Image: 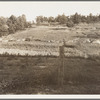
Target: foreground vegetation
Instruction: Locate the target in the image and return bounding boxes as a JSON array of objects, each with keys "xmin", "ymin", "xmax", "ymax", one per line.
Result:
[{"xmin": 0, "ymin": 55, "xmax": 100, "ymax": 94}]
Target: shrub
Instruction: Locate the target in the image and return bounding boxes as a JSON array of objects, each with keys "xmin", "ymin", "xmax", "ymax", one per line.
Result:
[
  {"xmin": 25, "ymin": 37, "xmax": 31, "ymax": 41},
  {"xmin": 66, "ymin": 20, "xmax": 74, "ymax": 27}
]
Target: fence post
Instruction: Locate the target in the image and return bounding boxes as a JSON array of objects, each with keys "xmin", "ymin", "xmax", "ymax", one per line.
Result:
[
  {"xmin": 58, "ymin": 45, "xmax": 65, "ymax": 87},
  {"xmin": 26, "ymin": 53, "xmax": 28, "ymax": 67}
]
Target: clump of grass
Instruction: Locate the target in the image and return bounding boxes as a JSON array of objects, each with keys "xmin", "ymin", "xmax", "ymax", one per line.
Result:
[
  {"xmin": 20, "ymin": 64, "xmax": 26, "ymax": 69},
  {"xmin": 0, "ymin": 64, "xmax": 4, "ymax": 69},
  {"xmin": 7, "ymin": 56, "xmax": 13, "ymax": 60}
]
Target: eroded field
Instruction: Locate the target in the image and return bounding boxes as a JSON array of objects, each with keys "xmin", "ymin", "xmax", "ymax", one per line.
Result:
[{"xmin": 0, "ymin": 23, "xmax": 100, "ymax": 57}]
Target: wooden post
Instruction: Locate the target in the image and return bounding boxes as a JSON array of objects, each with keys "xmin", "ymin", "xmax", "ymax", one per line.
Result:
[
  {"xmin": 58, "ymin": 39, "xmax": 75, "ymax": 87},
  {"xmin": 58, "ymin": 45, "xmax": 65, "ymax": 87},
  {"xmin": 26, "ymin": 53, "xmax": 28, "ymax": 68}
]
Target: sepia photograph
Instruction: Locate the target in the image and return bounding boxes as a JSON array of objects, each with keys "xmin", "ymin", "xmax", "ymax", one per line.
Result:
[{"xmin": 0, "ymin": 1, "xmax": 100, "ymax": 96}]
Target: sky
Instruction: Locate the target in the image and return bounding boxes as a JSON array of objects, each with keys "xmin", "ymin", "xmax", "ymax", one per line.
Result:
[{"xmin": 0, "ymin": 1, "xmax": 100, "ymax": 22}]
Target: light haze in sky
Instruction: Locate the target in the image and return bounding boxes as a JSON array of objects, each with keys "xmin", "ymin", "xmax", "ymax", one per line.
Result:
[{"xmin": 0, "ymin": 2, "xmax": 100, "ymax": 21}]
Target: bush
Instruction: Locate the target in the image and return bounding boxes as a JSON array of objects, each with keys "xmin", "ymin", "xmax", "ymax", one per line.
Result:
[
  {"xmin": 25, "ymin": 37, "xmax": 31, "ymax": 41},
  {"xmin": 66, "ymin": 20, "xmax": 74, "ymax": 27}
]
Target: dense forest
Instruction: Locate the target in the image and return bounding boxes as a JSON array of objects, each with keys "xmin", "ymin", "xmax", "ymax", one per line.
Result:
[
  {"xmin": 0, "ymin": 13, "xmax": 100, "ymax": 37},
  {"xmin": 0, "ymin": 14, "xmax": 31, "ymax": 37},
  {"xmin": 36, "ymin": 13, "xmax": 100, "ymax": 27}
]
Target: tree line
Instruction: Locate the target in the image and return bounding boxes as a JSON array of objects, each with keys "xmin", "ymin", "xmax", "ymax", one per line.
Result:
[
  {"xmin": 0, "ymin": 14, "xmax": 31, "ymax": 37},
  {"xmin": 0, "ymin": 13, "xmax": 100, "ymax": 37},
  {"xmin": 36, "ymin": 13, "xmax": 100, "ymax": 27}
]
